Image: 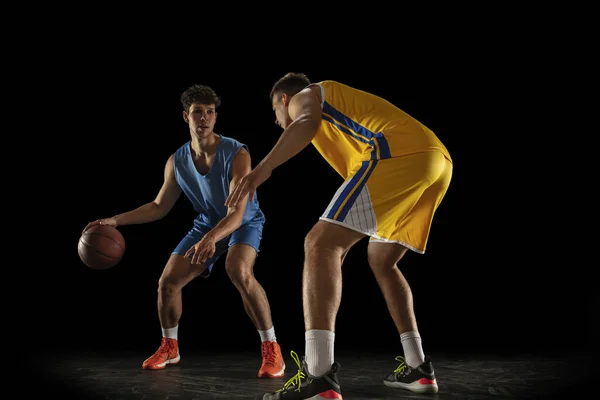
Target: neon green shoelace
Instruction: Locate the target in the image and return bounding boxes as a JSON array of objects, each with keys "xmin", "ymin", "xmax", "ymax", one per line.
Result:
[
  {"xmin": 393, "ymin": 355, "xmax": 408, "ymax": 374},
  {"xmin": 277, "ymin": 350, "xmax": 309, "ymax": 393}
]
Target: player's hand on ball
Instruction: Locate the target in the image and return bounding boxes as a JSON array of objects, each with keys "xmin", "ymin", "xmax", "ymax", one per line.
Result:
[{"xmin": 82, "ymin": 217, "xmax": 118, "ymax": 234}]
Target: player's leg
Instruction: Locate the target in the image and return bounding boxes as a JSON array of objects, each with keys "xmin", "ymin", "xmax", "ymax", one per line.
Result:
[
  {"xmin": 142, "ymin": 225, "xmax": 227, "ymax": 370},
  {"xmin": 226, "ymin": 244, "xmax": 274, "ymax": 333},
  {"xmin": 369, "ymin": 151, "xmax": 451, "ymax": 393},
  {"xmin": 303, "ymin": 219, "xmax": 366, "ymax": 342},
  {"xmin": 302, "ymin": 219, "xmax": 366, "ymax": 364},
  {"xmin": 226, "ymin": 223, "xmax": 272, "ymax": 332},
  {"xmin": 257, "ymin": 221, "xmax": 364, "ymax": 398},
  {"xmin": 226, "ymin": 223, "xmax": 285, "ymax": 378},
  {"xmin": 156, "ymin": 254, "xmax": 209, "ymax": 338},
  {"xmin": 255, "ymin": 161, "xmax": 378, "ymax": 399},
  {"xmin": 302, "ymin": 220, "xmax": 365, "ymax": 374},
  {"xmin": 367, "ymin": 242, "xmax": 437, "ymax": 393},
  {"xmin": 367, "ymin": 242, "xmax": 416, "ymax": 347}
]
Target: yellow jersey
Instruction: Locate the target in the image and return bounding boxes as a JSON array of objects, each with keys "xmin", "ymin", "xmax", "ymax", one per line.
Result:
[{"xmin": 312, "ymin": 80, "xmax": 452, "ymax": 179}]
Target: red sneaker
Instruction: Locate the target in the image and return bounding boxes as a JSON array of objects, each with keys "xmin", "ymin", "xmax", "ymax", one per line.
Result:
[
  {"xmin": 258, "ymin": 341, "xmax": 285, "ymax": 378},
  {"xmin": 142, "ymin": 337, "xmax": 180, "ymax": 370}
]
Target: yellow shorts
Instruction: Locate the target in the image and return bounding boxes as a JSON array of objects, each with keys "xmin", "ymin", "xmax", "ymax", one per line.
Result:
[{"xmin": 320, "ymin": 150, "xmax": 452, "ymax": 253}]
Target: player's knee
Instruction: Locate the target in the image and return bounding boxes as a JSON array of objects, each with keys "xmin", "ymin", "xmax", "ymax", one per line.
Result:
[
  {"xmin": 304, "ymin": 230, "xmax": 326, "ymax": 255},
  {"xmin": 367, "ymin": 251, "xmax": 396, "ymax": 274},
  {"xmin": 304, "ymin": 229, "xmax": 345, "ymax": 259},
  {"xmin": 157, "ymin": 275, "xmax": 180, "ymax": 295},
  {"xmin": 225, "ymin": 262, "xmax": 253, "ymax": 288},
  {"xmin": 304, "ymin": 231, "xmax": 317, "ymax": 252}
]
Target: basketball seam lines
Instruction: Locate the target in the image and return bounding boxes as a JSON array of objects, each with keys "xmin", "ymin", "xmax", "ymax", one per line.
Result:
[
  {"xmin": 79, "ymin": 236, "xmax": 122, "ymax": 260},
  {"xmin": 86, "ymin": 231, "xmax": 125, "ymax": 250},
  {"xmin": 83, "ymin": 231, "xmax": 125, "ymax": 251}
]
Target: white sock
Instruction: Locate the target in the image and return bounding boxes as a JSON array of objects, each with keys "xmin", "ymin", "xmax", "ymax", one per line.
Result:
[
  {"xmin": 400, "ymin": 331, "xmax": 425, "ymax": 368},
  {"xmin": 305, "ymin": 329, "xmax": 335, "ymax": 377},
  {"xmin": 258, "ymin": 326, "xmax": 277, "ymax": 342},
  {"xmin": 162, "ymin": 324, "xmax": 178, "ymax": 340}
]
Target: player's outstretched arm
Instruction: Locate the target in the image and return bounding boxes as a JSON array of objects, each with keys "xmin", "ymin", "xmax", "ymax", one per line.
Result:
[
  {"xmin": 225, "ymin": 87, "xmax": 321, "ymax": 207},
  {"xmin": 83, "ymin": 154, "xmax": 182, "ymax": 233}
]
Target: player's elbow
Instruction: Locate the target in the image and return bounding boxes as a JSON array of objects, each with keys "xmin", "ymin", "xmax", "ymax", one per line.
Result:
[{"xmin": 151, "ymin": 201, "xmax": 171, "ymax": 219}]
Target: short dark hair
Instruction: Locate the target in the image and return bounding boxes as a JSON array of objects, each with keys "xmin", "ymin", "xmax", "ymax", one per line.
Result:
[
  {"xmin": 180, "ymin": 84, "xmax": 221, "ymax": 112},
  {"xmin": 270, "ymin": 72, "xmax": 311, "ymax": 102}
]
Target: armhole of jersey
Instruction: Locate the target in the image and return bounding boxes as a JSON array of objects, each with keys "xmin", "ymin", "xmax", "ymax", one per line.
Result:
[
  {"xmin": 171, "ymin": 153, "xmax": 180, "ymax": 186},
  {"xmin": 232, "ymin": 142, "xmax": 249, "ymax": 163},
  {"xmin": 308, "ymin": 83, "xmax": 325, "ymax": 109},
  {"xmin": 317, "ymin": 83, "xmax": 324, "ymax": 109},
  {"xmin": 229, "ymin": 143, "xmax": 248, "ymax": 180}
]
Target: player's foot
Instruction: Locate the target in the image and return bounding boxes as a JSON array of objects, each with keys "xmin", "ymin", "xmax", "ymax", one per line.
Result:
[
  {"xmin": 254, "ymin": 350, "xmax": 342, "ymax": 399},
  {"xmin": 141, "ymin": 337, "xmax": 180, "ymax": 370},
  {"xmin": 383, "ymin": 355, "xmax": 438, "ymax": 393},
  {"xmin": 258, "ymin": 341, "xmax": 286, "ymax": 378}
]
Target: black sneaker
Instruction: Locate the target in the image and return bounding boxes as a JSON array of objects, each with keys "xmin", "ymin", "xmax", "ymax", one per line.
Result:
[
  {"xmin": 383, "ymin": 355, "xmax": 438, "ymax": 394},
  {"xmin": 254, "ymin": 350, "xmax": 343, "ymax": 400}
]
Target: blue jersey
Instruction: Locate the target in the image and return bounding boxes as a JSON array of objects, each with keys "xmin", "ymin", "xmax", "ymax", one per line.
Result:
[{"xmin": 172, "ymin": 135, "xmax": 265, "ymax": 228}]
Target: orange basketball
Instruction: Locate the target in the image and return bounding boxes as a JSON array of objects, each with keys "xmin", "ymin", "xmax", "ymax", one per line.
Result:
[{"xmin": 78, "ymin": 225, "xmax": 126, "ymax": 270}]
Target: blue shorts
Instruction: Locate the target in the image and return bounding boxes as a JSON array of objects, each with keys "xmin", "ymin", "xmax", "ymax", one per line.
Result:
[{"xmin": 172, "ymin": 220, "xmax": 263, "ymax": 278}]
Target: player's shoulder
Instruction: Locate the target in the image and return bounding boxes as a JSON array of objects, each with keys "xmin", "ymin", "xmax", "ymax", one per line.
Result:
[
  {"xmin": 308, "ymin": 80, "xmax": 348, "ymax": 97},
  {"xmin": 313, "ymin": 80, "xmax": 343, "ymax": 87},
  {"xmin": 218, "ymin": 134, "xmax": 245, "ymax": 149},
  {"xmin": 166, "ymin": 141, "xmax": 188, "ymax": 171},
  {"xmin": 217, "ymin": 134, "xmax": 250, "ymax": 159},
  {"xmin": 173, "ymin": 140, "xmax": 190, "ymax": 152},
  {"xmin": 305, "ymin": 80, "xmax": 331, "ymax": 92},
  {"xmin": 171, "ymin": 140, "xmax": 190, "ymax": 161}
]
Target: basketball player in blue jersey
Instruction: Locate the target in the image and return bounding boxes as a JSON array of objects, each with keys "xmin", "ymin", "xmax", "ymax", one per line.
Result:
[
  {"xmin": 226, "ymin": 73, "xmax": 453, "ymax": 399},
  {"xmin": 82, "ymin": 84, "xmax": 285, "ymax": 379}
]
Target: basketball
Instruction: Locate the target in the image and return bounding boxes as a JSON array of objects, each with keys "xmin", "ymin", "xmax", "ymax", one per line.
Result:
[{"xmin": 78, "ymin": 224, "xmax": 126, "ymax": 270}]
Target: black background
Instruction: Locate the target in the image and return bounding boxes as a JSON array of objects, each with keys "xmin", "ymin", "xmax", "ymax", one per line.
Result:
[{"xmin": 22, "ymin": 34, "xmax": 596, "ymax": 366}]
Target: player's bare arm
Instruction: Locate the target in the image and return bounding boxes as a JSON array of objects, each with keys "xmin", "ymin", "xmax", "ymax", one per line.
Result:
[
  {"xmin": 185, "ymin": 148, "xmax": 251, "ymax": 264},
  {"xmin": 84, "ymin": 154, "xmax": 183, "ymax": 232},
  {"xmin": 203, "ymin": 148, "xmax": 251, "ymax": 242},
  {"xmin": 224, "ymin": 87, "xmax": 322, "ymax": 207},
  {"xmin": 111, "ymin": 154, "xmax": 183, "ymax": 226}
]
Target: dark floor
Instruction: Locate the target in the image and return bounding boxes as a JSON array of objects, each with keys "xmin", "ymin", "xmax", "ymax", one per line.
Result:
[{"xmin": 23, "ymin": 349, "xmax": 591, "ymax": 399}]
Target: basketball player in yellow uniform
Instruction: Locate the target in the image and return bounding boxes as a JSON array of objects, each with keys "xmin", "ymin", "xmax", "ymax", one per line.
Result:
[{"xmin": 226, "ymin": 73, "xmax": 452, "ymax": 399}]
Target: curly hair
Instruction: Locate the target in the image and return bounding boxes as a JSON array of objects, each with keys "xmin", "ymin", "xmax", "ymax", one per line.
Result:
[
  {"xmin": 270, "ymin": 72, "xmax": 311, "ymax": 102},
  {"xmin": 180, "ymin": 84, "xmax": 221, "ymax": 112}
]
